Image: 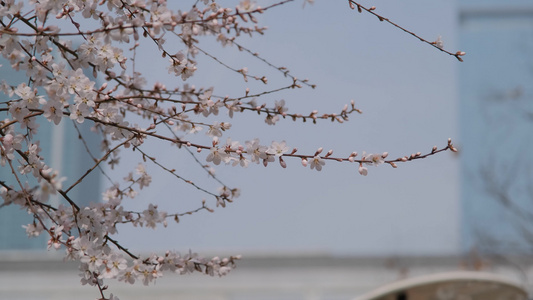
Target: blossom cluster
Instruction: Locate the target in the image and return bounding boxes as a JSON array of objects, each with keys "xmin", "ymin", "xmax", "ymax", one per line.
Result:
[{"xmin": 0, "ymin": 0, "xmax": 457, "ymax": 298}]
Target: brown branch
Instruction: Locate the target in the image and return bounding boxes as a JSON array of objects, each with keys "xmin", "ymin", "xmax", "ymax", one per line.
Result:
[
  {"xmin": 64, "ymin": 137, "xmax": 133, "ymax": 194},
  {"xmin": 347, "ymin": 0, "xmax": 466, "ymax": 61}
]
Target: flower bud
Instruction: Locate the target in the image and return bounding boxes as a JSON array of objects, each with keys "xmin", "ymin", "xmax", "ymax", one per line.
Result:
[
  {"xmin": 279, "ymin": 157, "xmax": 287, "ymax": 168},
  {"xmin": 301, "ymin": 158, "xmax": 308, "ymax": 167},
  {"xmin": 358, "ymin": 164, "xmax": 368, "ymax": 176}
]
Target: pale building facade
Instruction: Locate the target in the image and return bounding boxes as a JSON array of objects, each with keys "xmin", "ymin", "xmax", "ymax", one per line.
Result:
[{"xmin": 459, "ymin": 0, "xmax": 533, "ymax": 254}]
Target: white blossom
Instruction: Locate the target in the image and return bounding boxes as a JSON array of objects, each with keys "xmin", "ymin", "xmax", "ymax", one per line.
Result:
[
  {"xmin": 267, "ymin": 141, "xmax": 289, "ymax": 157},
  {"xmin": 309, "ymin": 155, "xmax": 325, "ymax": 171}
]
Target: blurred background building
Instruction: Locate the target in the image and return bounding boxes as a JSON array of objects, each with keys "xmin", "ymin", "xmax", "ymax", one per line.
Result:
[
  {"xmin": 459, "ymin": 0, "xmax": 533, "ymax": 255},
  {"xmin": 0, "ymin": 58, "xmax": 102, "ymax": 250}
]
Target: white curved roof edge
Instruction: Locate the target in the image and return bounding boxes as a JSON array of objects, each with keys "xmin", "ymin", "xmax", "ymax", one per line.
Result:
[{"xmin": 352, "ymin": 271, "xmax": 527, "ymax": 300}]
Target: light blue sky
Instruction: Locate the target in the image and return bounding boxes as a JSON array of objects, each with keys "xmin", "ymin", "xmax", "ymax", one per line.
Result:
[{"xmin": 111, "ymin": 0, "xmax": 459, "ymax": 256}]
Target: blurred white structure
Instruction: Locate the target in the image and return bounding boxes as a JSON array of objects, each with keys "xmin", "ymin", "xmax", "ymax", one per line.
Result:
[
  {"xmin": 1, "ymin": 252, "xmax": 531, "ymax": 300},
  {"xmin": 353, "ymin": 271, "xmax": 527, "ymax": 300}
]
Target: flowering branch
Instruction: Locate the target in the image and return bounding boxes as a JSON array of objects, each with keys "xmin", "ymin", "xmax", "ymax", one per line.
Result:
[
  {"xmin": 347, "ymin": 0, "xmax": 466, "ymax": 61},
  {"xmin": 0, "ymin": 0, "xmax": 458, "ymax": 299}
]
